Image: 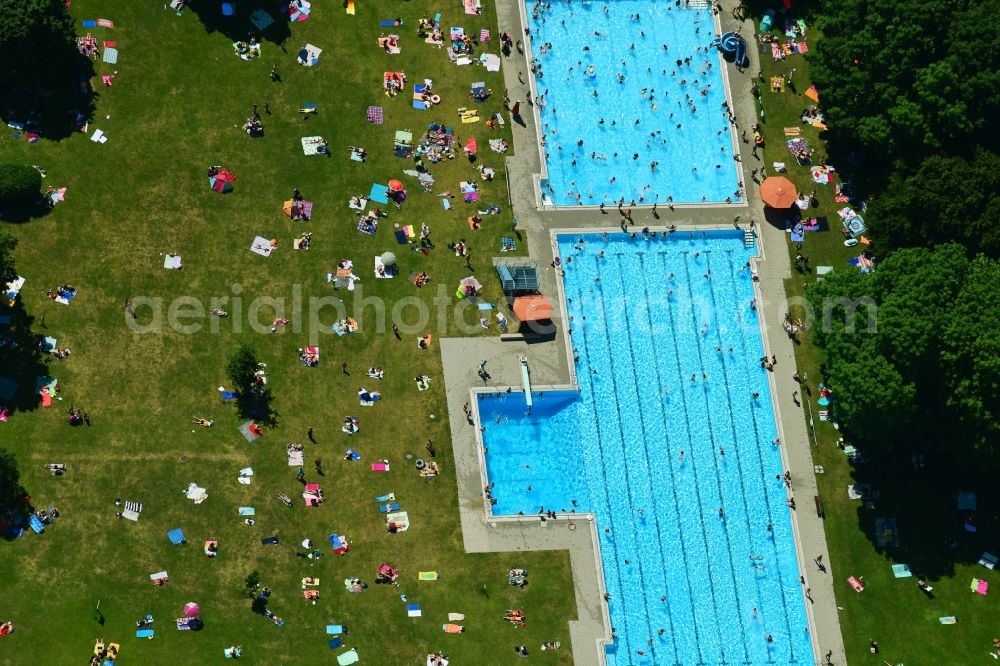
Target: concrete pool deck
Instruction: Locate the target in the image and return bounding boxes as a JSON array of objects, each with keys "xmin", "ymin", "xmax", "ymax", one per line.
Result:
[{"xmin": 439, "ymin": 0, "xmax": 847, "ymax": 663}]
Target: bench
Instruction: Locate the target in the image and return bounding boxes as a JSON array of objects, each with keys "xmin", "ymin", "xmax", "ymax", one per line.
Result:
[{"xmin": 814, "ymin": 495, "xmax": 825, "ymax": 518}]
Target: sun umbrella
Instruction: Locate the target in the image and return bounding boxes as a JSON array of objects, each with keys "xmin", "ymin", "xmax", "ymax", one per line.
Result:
[
  {"xmin": 380, "ymin": 252, "xmax": 397, "ymax": 267},
  {"xmin": 513, "ymin": 295, "xmax": 553, "ymax": 321},
  {"xmin": 388, "ymin": 179, "xmax": 404, "ymax": 192},
  {"xmin": 459, "ymin": 276, "xmax": 483, "ymax": 291},
  {"xmin": 183, "ymin": 602, "xmax": 201, "ymax": 618},
  {"xmin": 759, "ymin": 176, "xmax": 798, "ymax": 209}
]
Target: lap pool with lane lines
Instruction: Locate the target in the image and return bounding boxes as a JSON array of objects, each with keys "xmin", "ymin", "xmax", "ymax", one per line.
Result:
[{"xmin": 480, "ymin": 232, "xmax": 812, "ymax": 665}]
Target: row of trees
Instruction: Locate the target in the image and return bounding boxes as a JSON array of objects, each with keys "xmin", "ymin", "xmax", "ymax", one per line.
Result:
[{"xmin": 802, "ymin": 1, "xmax": 1000, "ymax": 464}]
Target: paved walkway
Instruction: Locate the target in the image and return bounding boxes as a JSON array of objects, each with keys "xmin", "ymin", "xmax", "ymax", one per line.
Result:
[{"xmin": 437, "ymin": 1, "xmax": 846, "ymax": 663}]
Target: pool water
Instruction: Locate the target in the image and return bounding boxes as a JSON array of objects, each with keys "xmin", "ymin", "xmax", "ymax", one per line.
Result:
[
  {"xmin": 480, "ymin": 232, "xmax": 812, "ymax": 664},
  {"xmin": 527, "ymin": 0, "xmax": 742, "ymax": 206}
]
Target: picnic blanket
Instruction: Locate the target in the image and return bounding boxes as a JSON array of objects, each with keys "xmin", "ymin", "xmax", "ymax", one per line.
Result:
[
  {"xmin": 288, "ymin": 448, "xmax": 305, "ymax": 466},
  {"xmin": 184, "ymin": 483, "xmax": 208, "ymax": 504},
  {"xmin": 369, "ymin": 183, "xmax": 390, "ymax": 204},
  {"xmin": 297, "ymin": 44, "xmax": 322, "ymax": 66},
  {"xmin": 481, "ymin": 53, "xmax": 501, "ymax": 71},
  {"xmin": 301, "ymin": 136, "xmax": 327, "ymax": 155},
  {"xmin": 103, "ymin": 47, "xmax": 118, "ymax": 64},
  {"xmin": 239, "ymin": 420, "xmax": 261, "ymax": 442},
  {"xmin": 250, "ymin": 236, "xmax": 274, "ymax": 257},
  {"xmin": 250, "ymin": 9, "xmax": 274, "ymax": 31},
  {"xmin": 875, "ymin": 517, "xmax": 899, "ymax": 548},
  {"xmin": 367, "ymin": 106, "xmax": 384, "ymax": 124},
  {"xmin": 163, "ymin": 254, "xmax": 182, "ymax": 269}
]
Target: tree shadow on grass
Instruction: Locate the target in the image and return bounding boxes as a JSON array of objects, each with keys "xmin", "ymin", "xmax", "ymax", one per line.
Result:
[
  {"xmin": 234, "ymin": 388, "xmax": 279, "ymax": 428},
  {"xmin": 845, "ymin": 448, "xmax": 998, "ymax": 582},
  {"xmin": 1, "ymin": 47, "xmax": 97, "ymax": 143},
  {"xmin": 186, "ymin": 0, "xmax": 293, "ymax": 48},
  {"xmin": 0, "ymin": 197, "xmax": 57, "ymax": 224},
  {"xmin": 0, "ymin": 301, "xmax": 50, "ymax": 415}
]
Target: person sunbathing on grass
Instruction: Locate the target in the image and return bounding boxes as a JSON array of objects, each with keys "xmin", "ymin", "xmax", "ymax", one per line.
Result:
[
  {"xmin": 192, "ymin": 417, "xmax": 214, "ymax": 427},
  {"xmin": 367, "ymin": 367, "xmax": 384, "ymax": 379}
]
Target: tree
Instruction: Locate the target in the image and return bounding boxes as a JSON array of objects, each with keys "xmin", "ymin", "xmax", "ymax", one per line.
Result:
[
  {"xmin": 245, "ymin": 570, "xmax": 261, "ymax": 597},
  {"xmin": 0, "ymin": 231, "xmax": 16, "ymax": 283},
  {"xmin": 0, "ymin": 164, "xmax": 42, "ymax": 207},
  {"xmin": 865, "ymin": 150, "xmax": 1000, "ymax": 258},
  {"xmin": 806, "ymin": 244, "xmax": 1000, "ymax": 460},
  {"xmin": 226, "ymin": 343, "xmax": 275, "ymax": 424},
  {"xmin": 810, "ymin": 0, "xmax": 1000, "ymax": 190},
  {"xmin": 0, "ymin": 0, "xmax": 95, "ymax": 141},
  {"xmin": 0, "ymin": 448, "xmax": 30, "ymax": 515}
]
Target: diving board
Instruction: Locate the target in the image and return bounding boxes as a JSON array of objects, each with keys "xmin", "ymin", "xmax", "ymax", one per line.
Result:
[{"xmin": 520, "ymin": 355, "xmax": 532, "ymax": 408}]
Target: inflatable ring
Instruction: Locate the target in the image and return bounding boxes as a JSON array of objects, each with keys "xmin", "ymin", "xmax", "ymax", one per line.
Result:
[
  {"xmin": 430, "ymin": 95, "xmax": 441, "ymax": 105},
  {"xmin": 415, "ymin": 458, "xmax": 426, "ymax": 470}
]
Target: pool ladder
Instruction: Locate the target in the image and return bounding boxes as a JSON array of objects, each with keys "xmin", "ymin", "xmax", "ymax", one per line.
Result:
[{"xmin": 743, "ymin": 229, "xmax": 756, "ymax": 248}]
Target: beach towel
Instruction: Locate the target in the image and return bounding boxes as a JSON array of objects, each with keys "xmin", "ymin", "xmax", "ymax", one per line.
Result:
[
  {"xmin": 250, "ymin": 9, "xmax": 274, "ymax": 30},
  {"xmin": 239, "ymin": 420, "xmax": 261, "ymax": 442},
  {"xmin": 369, "ymin": 183, "xmax": 390, "ymax": 204},
  {"xmin": 345, "ymin": 0, "xmax": 355, "ymax": 14},
  {"xmin": 980, "ymin": 552, "xmax": 998, "ymax": 570},
  {"xmin": 380, "ymin": 18, "xmax": 402, "ymax": 27},
  {"xmin": 329, "ymin": 638, "xmax": 344, "ymax": 649},
  {"xmin": 419, "ymin": 571, "xmax": 438, "ymax": 580},
  {"xmin": 150, "ymin": 571, "xmax": 168, "ymax": 582},
  {"xmin": 480, "ymin": 29, "xmax": 489, "ymax": 42},
  {"xmin": 163, "ymin": 254, "xmax": 182, "ymax": 269},
  {"xmin": 261, "ymin": 536, "xmax": 279, "ymax": 545},
  {"xmin": 481, "ymin": 54, "xmax": 501, "ymax": 71},
  {"xmin": 288, "ymin": 450, "xmax": 304, "ymax": 467},
  {"xmin": 167, "ymin": 528, "xmax": 186, "ymax": 544},
  {"xmin": 386, "ymin": 510, "xmax": 409, "ymax": 531},
  {"xmin": 220, "ymin": 390, "xmax": 239, "ymax": 401},
  {"xmin": 326, "ymin": 624, "xmax": 345, "ymax": 635},
  {"xmin": 448, "ymin": 613, "xmax": 465, "ymax": 621},
  {"xmin": 939, "ymin": 616, "xmax": 957, "ymax": 624},
  {"xmin": 250, "ymin": 236, "xmax": 274, "ymax": 257},
  {"xmin": 97, "ymin": 18, "xmax": 114, "ymax": 28},
  {"xmin": 239, "ymin": 507, "xmax": 255, "ymax": 516},
  {"xmin": 973, "ymin": 578, "xmax": 989, "ymax": 595},
  {"xmin": 185, "ymin": 482, "xmax": 207, "ymax": 504},
  {"xmin": 136, "ymin": 629, "xmax": 154, "ymax": 638},
  {"xmin": 891, "ymin": 563, "xmax": 912, "ymax": 578},
  {"xmin": 82, "ymin": 20, "xmax": 97, "ymax": 27},
  {"xmin": 464, "ymin": 0, "xmax": 481, "ymax": 14},
  {"xmin": 367, "ymin": 106, "xmax": 384, "ymax": 124},
  {"xmin": 443, "ymin": 623, "xmax": 463, "ymax": 633},
  {"xmin": 378, "ymin": 502, "xmax": 400, "ymax": 513},
  {"xmin": 103, "ymin": 47, "xmax": 118, "ymax": 64},
  {"xmin": 371, "ymin": 463, "xmax": 389, "ymax": 472},
  {"xmin": 848, "ymin": 576, "xmax": 864, "ymax": 592},
  {"xmin": 337, "ymin": 649, "xmax": 360, "ymax": 666},
  {"xmin": 407, "ymin": 604, "xmax": 422, "ymax": 617},
  {"xmin": 804, "ymin": 85, "xmax": 819, "ymax": 102}
]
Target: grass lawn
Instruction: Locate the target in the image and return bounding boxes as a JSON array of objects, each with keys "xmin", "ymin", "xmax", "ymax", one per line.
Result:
[
  {"xmin": 754, "ymin": 14, "xmax": 1000, "ymax": 664},
  {"xmin": 0, "ymin": 1, "xmax": 577, "ymax": 664}
]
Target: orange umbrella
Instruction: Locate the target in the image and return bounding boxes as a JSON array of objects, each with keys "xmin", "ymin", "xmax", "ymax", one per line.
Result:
[
  {"xmin": 388, "ymin": 179, "xmax": 404, "ymax": 192},
  {"xmin": 759, "ymin": 176, "xmax": 797, "ymax": 208},
  {"xmin": 513, "ymin": 295, "xmax": 552, "ymax": 321}
]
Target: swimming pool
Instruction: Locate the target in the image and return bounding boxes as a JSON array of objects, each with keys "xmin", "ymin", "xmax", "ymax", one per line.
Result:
[
  {"xmin": 480, "ymin": 231, "xmax": 812, "ymax": 664},
  {"xmin": 526, "ymin": 0, "xmax": 742, "ymax": 206}
]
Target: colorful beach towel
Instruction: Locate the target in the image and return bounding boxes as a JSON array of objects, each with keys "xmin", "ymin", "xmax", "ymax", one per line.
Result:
[{"xmin": 367, "ymin": 106, "xmax": 384, "ymax": 124}]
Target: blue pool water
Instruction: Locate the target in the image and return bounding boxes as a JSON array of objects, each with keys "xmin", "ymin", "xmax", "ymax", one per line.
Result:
[
  {"xmin": 527, "ymin": 0, "xmax": 742, "ymax": 206},
  {"xmin": 480, "ymin": 232, "xmax": 812, "ymax": 664}
]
